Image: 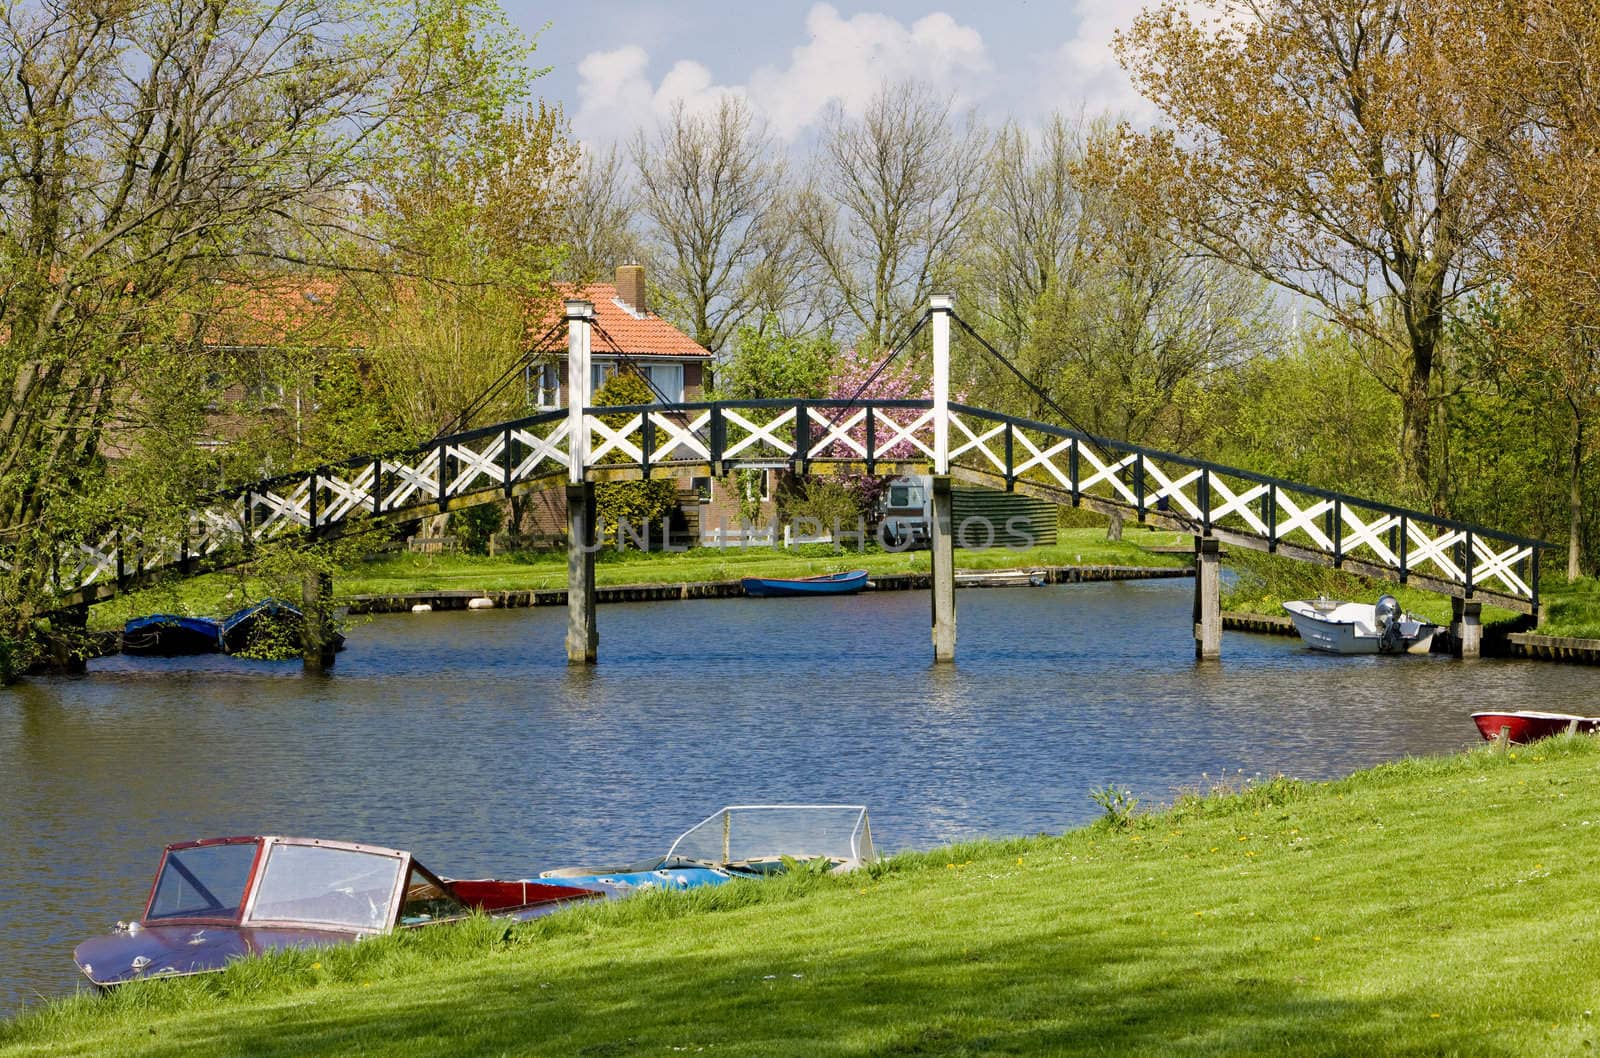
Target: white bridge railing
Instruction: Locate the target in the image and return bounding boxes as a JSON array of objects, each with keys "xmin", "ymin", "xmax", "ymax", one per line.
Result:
[{"xmin": 28, "ymin": 297, "xmax": 1548, "ymax": 614}]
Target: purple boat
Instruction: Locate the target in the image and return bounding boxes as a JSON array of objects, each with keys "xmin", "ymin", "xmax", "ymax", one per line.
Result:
[
  {"xmin": 741, "ymin": 569, "xmax": 869, "ymax": 597},
  {"xmin": 73, "ymin": 836, "xmax": 600, "ymax": 987}
]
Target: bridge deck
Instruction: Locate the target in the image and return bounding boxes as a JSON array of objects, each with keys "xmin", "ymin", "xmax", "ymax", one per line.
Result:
[{"xmin": 33, "ymin": 398, "xmax": 1544, "ymax": 615}]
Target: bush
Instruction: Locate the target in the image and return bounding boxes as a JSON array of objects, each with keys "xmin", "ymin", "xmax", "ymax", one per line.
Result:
[{"xmin": 454, "ymin": 502, "xmax": 504, "ymax": 556}]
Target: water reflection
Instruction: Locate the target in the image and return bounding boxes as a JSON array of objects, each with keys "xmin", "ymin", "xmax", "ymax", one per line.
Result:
[{"xmin": 2, "ymin": 578, "xmax": 1594, "ymax": 1013}]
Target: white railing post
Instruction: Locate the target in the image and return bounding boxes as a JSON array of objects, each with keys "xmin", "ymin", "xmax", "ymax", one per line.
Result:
[
  {"xmin": 566, "ymin": 299, "xmax": 593, "ymax": 484},
  {"xmin": 930, "ymin": 293, "xmax": 954, "ymax": 475}
]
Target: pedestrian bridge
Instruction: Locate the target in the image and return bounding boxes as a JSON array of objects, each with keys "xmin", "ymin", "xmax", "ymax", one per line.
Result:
[{"xmin": 36, "ymin": 298, "xmax": 1548, "ymax": 663}]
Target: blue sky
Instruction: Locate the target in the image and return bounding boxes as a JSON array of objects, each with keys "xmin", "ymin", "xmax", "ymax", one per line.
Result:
[{"xmin": 496, "ymin": 1, "xmax": 1159, "ymax": 146}]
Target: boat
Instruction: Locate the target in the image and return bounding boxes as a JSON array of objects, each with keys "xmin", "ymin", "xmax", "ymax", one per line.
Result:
[
  {"xmin": 1281, "ymin": 594, "xmax": 1438, "ymax": 655},
  {"xmin": 741, "ymin": 570, "xmax": 869, "ymax": 597},
  {"xmin": 121, "ymin": 614, "xmax": 223, "ymax": 656},
  {"xmin": 72, "ymin": 836, "xmax": 600, "ymax": 987},
  {"xmin": 1472, "ymin": 711, "xmax": 1600, "ymax": 745},
  {"xmin": 955, "ymin": 568, "xmax": 1047, "ymax": 588},
  {"xmin": 537, "ymin": 804, "xmax": 875, "ymax": 895},
  {"xmin": 219, "ymin": 599, "xmax": 343, "ymax": 656}
]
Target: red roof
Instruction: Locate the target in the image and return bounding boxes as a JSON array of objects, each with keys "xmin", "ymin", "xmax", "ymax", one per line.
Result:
[{"xmin": 548, "ymin": 283, "xmax": 710, "ymax": 358}]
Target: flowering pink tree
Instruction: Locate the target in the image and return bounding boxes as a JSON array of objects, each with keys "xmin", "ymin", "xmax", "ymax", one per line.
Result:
[{"xmin": 821, "ymin": 347, "xmax": 930, "ymax": 513}]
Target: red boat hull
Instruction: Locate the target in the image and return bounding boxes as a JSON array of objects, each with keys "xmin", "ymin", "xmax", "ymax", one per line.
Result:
[{"xmin": 1472, "ymin": 711, "xmax": 1600, "ymax": 745}]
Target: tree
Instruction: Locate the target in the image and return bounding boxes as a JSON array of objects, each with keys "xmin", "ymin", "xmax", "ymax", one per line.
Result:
[
  {"xmin": 1116, "ymin": 0, "xmax": 1518, "ymax": 507},
  {"xmin": 1020, "ymin": 192, "xmax": 1273, "ymax": 455},
  {"xmin": 359, "ymin": 99, "xmax": 580, "ymax": 440},
  {"xmin": 1473, "ymin": 0, "xmax": 1600, "ymax": 577},
  {"xmin": 716, "ymin": 322, "xmax": 836, "ymax": 401},
  {"xmin": 591, "ymin": 370, "xmax": 679, "ymax": 546},
  {"xmin": 796, "ymin": 81, "xmax": 988, "ymax": 352},
  {"xmin": 0, "ymin": 0, "xmax": 551, "ymax": 661},
  {"xmin": 632, "ymin": 97, "xmax": 790, "ymax": 353},
  {"xmin": 562, "ymin": 145, "xmax": 644, "ymax": 284},
  {"xmin": 967, "ymin": 115, "xmax": 1098, "ymax": 358}
]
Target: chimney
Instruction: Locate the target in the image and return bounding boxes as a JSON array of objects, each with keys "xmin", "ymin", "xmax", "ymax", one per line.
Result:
[{"xmin": 615, "ymin": 264, "xmax": 647, "ymax": 316}]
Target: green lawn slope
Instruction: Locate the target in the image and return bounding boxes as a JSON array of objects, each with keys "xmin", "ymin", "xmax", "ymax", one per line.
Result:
[{"xmin": 7, "ymin": 738, "xmax": 1600, "ymax": 1056}]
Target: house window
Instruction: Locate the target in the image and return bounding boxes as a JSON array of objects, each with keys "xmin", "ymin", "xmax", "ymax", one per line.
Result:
[
  {"xmin": 641, "ymin": 363, "xmax": 684, "ymax": 404},
  {"xmin": 528, "ymin": 363, "xmax": 560, "ymax": 409},
  {"xmin": 247, "ymin": 374, "xmax": 285, "ymax": 410},
  {"xmin": 691, "ymin": 476, "xmax": 712, "ymax": 504},
  {"xmin": 590, "ymin": 361, "xmax": 616, "ymax": 395}
]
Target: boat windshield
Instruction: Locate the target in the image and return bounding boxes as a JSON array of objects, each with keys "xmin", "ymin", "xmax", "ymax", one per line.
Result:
[
  {"xmin": 146, "ymin": 840, "xmax": 260, "ymax": 923},
  {"xmin": 245, "ymin": 842, "xmax": 404, "ymax": 931},
  {"xmin": 663, "ymin": 806, "xmax": 873, "ymax": 872}
]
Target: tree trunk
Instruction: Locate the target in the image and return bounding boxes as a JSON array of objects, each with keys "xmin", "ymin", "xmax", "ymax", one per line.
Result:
[
  {"xmin": 1399, "ymin": 341, "xmax": 1436, "ymax": 510},
  {"xmin": 1570, "ymin": 412, "xmax": 1584, "ymax": 581}
]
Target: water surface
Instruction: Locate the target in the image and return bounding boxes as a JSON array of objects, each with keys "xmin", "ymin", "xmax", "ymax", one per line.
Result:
[{"xmin": 3, "ymin": 579, "xmax": 1593, "ymax": 1013}]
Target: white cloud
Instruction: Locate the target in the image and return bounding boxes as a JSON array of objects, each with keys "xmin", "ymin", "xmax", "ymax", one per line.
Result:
[
  {"xmin": 1035, "ymin": 0, "xmax": 1240, "ymax": 125},
  {"xmin": 747, "ymin": 5, "xmax": 991, "ymax": 139},
  {"xmin": 1034, "ymin": 0, "xmax": 1156, "ymax": 124},
  {"xmin": 573, "ymin": 4, "xmax": 991, "ymax": 144},
  {"xmin": 573, "ymin": 46, "xmax": 745, "ymax": 146}
]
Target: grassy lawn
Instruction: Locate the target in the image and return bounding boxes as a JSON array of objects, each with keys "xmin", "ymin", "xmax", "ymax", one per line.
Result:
[
  {"xmin": 85, "ymin": 528, "xmax": 1190, "ymax": 631},
  {"xmin": 7, "ymin": 739, "xmax": 1600, "ymax": 1056}
]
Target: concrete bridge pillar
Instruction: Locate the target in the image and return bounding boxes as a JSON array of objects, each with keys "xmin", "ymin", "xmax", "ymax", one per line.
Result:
[
  {"xmin": 1452, "ymin": 597, "xmax": 1482, "ymax": 659},
  {"xmin": 566, "ymin": 483, "xmax": 598, "ymax": 664},
  {"xmin": 301, "ymin": 569, "xmax": 336, "ymax": 672},
  {"xmin": 930, "ymin": 475, "xmax": 956, "ymax": 662},
  {"xmin": 1193, "ymin": 536, "xmax": 1221, "ymax": 659}
]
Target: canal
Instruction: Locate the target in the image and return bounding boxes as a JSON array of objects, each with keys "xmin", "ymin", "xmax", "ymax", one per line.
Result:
[{"xmin": 2, "ymin": 577, "xmax": 1592, "ymax": 1013}]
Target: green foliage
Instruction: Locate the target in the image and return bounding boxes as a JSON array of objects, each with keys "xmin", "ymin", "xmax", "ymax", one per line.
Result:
[
  {"xmin": 716, "ymin": 321, "xmax": 837, "ymax": 400},
  {"xmin": 591, "ymin": 371, "xmax": 680, "ymax": 545},
  {"xmin": 1212, "ymin": 326, "xmax": 1402, "ymax": 500},
  {"xmin": 452, "ymin": 503, "xmax": 504, "ymax": 556},
  {"xmin": 780, "ymin": 477, "xmax": 863, "ymax": 540},
  {"xmin": 1089, "ymin": 784, "xmax": 1140, "ymax": 830}
]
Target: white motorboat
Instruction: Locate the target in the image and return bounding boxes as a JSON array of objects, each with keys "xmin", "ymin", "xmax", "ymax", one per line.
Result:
[{"xmin": 1282, "ymin": 595, "xmax": 1438, "ymax": 655}]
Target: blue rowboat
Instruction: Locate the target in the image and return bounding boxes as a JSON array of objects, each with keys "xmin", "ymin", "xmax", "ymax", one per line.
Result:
[
  {"xmin": 122, "ymin": 614, "xmax": 223, "ymax": 656},
  {"xmin": 536, "ymin": 805, "xmax": 876, "ymax": 898},
  {"xmin": 741, "ymin": 569, "xmax": 869, "ymax": 597}
]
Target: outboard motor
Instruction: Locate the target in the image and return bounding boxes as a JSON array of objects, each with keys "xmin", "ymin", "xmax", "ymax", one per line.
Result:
[{"xmin": 1375, "ymin": 594, "xmax": 1403, "ymax": 653}]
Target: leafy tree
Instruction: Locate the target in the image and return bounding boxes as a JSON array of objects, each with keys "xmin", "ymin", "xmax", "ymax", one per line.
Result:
[
  {"xmin": 591, "ymin": 370, "xmax": 679, "ymax": 547},
  {"xmin": 1116, "ymin": 0, "xmax": 1520, "ymax": 507},
  {"xmin": 0, "ymin": 0, "xmax": 556, "ymax": 668},
  {"xmin": 717, "ymin": 322, "xmax": 836, "ymax": 401},
  {"xmin": 633, "ymin": 97, "xmax": 793, "ymax": 353},
  {"xmin": 797, "ymin": 81, "xmax": 988, "ymax": 351}
]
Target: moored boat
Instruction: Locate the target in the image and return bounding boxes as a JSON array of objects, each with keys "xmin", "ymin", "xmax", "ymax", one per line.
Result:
[
  {"xmin": 537, "ymin": 804, "xmax": 875, "ymax": 895},
  {"xmin": 741, "ymin": 570, "xmax": 869, "ymax": 597},
  {"xmin": 1472, "ymin": 711, "xmax": 1600, "ymax": 745},
  {"xmin": 73, "ymin": 836, "xmax": 600, "ymax": 987},
  {"xmin": 219, "ymin": 598, "xmax": 344, "ymax": 656},
  {"xmin": 1282, "ymin": 595, "xmax": 1437, "ymax": 655},
  {"xmin": 955, "ymin": 568, "xmax": 1047, "ymax": 588},
  {"xmin": 121, "ymin": 614, "xmax": 224, "ymax": 656}
]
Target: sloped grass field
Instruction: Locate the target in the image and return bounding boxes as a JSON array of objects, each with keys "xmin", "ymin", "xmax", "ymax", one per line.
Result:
[{"xmin": 8, "ymin": 740, "xmax": 1600, "ymax": 1056}]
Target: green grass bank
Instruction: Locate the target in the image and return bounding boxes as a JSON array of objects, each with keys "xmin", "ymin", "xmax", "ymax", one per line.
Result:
[
  {"xmin": 7, "ymin": 739, "xmax": 1600, "ymax": 1057},
  {"xmin": 87, "ymin": 528, "xmax": 1190, "ymax": 630}
]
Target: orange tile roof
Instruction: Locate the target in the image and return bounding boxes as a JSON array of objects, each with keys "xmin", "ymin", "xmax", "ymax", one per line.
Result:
[
  {"xmin": 203, "ymin": 276, "xmax": 356, "ymax": 347},
  {"xmin": 542, "ymin": 283, "xmax": 711, "ymax": 358}
]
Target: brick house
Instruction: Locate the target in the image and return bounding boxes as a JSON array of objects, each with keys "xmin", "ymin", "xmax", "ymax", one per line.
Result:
[{"xmin": 520, "ymin": 264, "xmax": 781, "ymax": 546}]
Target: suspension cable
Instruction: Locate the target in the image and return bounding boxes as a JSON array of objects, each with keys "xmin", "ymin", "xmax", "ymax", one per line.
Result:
[
  {"xmin": 430, "ymin": 318, "xmax": 566, "ymax": 442},
  {"xmin": 814, "ymin": 310, "xmax": 932, "ymax": 447},
  {"xmin": 947, "ymin": 309, "xmax": 1105, "ymax": 449},
  {"xmin": 948, "ymin": 309, "xmax": 1198, "ymax": 531}
]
